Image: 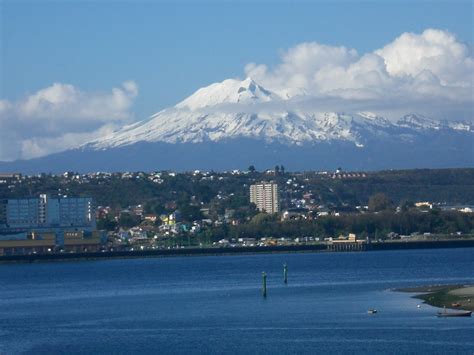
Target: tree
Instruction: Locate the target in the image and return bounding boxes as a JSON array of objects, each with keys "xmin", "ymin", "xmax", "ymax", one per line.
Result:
[
  {"xmin": 118, "ymin": 213, "xmax": 141, "ymax": 228},
  {"xmin": 248, "ymin": 165, "xmax": 256, "ymax": 173},
  {"xmin": 97, "ymin": 216, "xmax": 118, "ymax": 231},
  {"xmin": 368, "ymin": 193, "xmax": 393, "ymax": 212},
  {"xmin": 251, "ymin": 213, "xmax": 279, "ymax": 225},
  {"xmin": 179, "ymin": 204, "xmax": 204, "ymax": 222},
  {"xmin": 275, "ymin": 165, "xmax": 280, "ymax": 175},
  {"xmin": 195, "ymin": 185, "xmax": 214, "ymax": 203},
  {"xmin": 399, "ymin": 199, "xmax": 414, "ymax": 212}
]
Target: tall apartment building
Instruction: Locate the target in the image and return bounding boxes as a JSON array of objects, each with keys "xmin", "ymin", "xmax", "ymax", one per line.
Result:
[
  {"xmin": 6, "ymin": 194, "xmax": 95, "ymax": 230},
  {"xmin": 250, "ymin": 182, "xmax": 279, "ymax": 213}
]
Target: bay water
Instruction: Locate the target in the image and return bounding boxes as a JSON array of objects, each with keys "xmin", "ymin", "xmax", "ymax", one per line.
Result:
[{"xmin": 1, "ymin": 248, "xmax": 473, "ymax": 354}]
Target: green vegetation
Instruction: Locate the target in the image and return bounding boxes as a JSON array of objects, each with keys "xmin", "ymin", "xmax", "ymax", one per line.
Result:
[
  {"xmin": 2, "ymin": 168, "xmax": 474, "ymax": 209},
  {"xmin": 368, "ymin": 193, "xmax": 393, "ymax": 212},
  {"xmin": 200, "ymin": 210, "xmax": 474, "ymax": 242},
  {"xmin": 408, "ymin": 285, "xmax": 474, "ymax": 311},
  {"xmin": 1, "ymin": 168, "xmax": 474, "ymax": 245}
]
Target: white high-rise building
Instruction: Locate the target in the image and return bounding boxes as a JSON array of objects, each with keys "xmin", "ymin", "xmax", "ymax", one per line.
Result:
[{"xmin": 250, "ymin": 182, "xmax": 279, "ymax": 213}]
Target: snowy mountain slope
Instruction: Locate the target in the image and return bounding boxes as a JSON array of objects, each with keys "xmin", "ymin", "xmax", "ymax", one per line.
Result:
[
  {"xmin": 175, "ymin": 77, "xmax": 278, "ymax": 110},
  {"xmin": 397, "ymin": 114, "xmax": 442, "ymax": 130},
  {"xmin": 86, "ymin": 77, "xmax": 472, "ymax": 152},
  {"xmin": 1, "ymin": 77, "xmax": 472, "ymax": 173}
]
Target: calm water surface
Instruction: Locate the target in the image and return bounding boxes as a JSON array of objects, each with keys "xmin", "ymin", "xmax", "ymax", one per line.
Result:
[{"xmin": 0, "ymin": 248, "xmax": 473, "ymax": 354}]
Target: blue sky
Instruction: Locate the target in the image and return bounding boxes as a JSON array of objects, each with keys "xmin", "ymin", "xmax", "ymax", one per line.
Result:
[
  {"xmin": 0, "ymin": 0, "xmax": 473, "ymax": 161},
  {"xmin": 2, "ymin": 0, "xmax": 473, "ymax": 118}
]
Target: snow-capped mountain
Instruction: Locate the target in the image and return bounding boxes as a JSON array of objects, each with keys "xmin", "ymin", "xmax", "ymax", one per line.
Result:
[
  {"xmin": 175, "ymin": 77, "xmax": 277, "ymax": 109},
  {"xmin": 1, "ymin": 77, "xmax": 472, "ymax": 173},
  {"xmin": 86, "ymin": 77, "xmax": 472, "ymax": 151},
  {"xmin": 396, "ymin": 114, "xmax": 442, "ymax": 130}
]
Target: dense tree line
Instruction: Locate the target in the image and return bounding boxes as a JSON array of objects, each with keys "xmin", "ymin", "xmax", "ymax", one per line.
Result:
[
  {"xmin": 198, "ymin": 210, "xmax": 474, "ymax": 243},
  {"xmin": 1, "ymin": 168, "xmax": 474, "ymax": 211}
]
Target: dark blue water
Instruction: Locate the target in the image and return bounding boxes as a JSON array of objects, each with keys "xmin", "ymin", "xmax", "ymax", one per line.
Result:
[{"xmin": 1, "ymin": 248, "xmax": 473, "ymax": 354}]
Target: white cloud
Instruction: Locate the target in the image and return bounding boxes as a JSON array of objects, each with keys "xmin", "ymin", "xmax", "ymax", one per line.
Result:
[
  {"xmin": 19, "ymin": 125, "xmax": 119, "ymax": 160},
  {"xmin": 0, "ymin": 81, "xmax": 138, "ymax": 161},
  {"xmin": 1, "ymin": 29, "xmax": 472, "ymax": 162},
  {"xmin": 245, "ymin": 29, "xmax": 473, "ymax": 119},
  {"xmin": 17, "ymin": 81, "xmax": 137, "ymax": 130},
  {"xmin": 245, "ymin": 43, "xmax": 359, "ymax": 96},
  {"xmin": 375, "ymin": 29, "xmax": 472, "ymax": 86}
]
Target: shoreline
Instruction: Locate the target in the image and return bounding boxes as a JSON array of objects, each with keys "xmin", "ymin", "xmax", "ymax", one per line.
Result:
[
  {"xmin": 397, "ymin": 284, "xmax": 474, "ymax": 311},
  {"xmin": 0, "ymin": 244, "xmax": 327, "ymax": 264},
  {"xmin": 1, "ymin": 239, "xmax": 474, "ymax": 264}
]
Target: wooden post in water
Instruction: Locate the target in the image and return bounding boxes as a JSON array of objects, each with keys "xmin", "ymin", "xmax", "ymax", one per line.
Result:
[
  {"xmin": 262, "ymin": 272, "xmax": 267, "ymax": 298},
  {"xmin": 283, "ymin": 263, "xmax": 288, "ymax": 284}
]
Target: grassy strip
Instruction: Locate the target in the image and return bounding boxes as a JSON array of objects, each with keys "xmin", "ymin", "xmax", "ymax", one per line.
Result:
[{"xmin": 412, "ymin": 285, "xmax": 474, "ymax": 311}]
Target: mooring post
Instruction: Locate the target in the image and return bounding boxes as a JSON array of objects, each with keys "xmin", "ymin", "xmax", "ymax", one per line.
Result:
[
  {"xmin": 283, "ymin": 263, "xmax": 288, "ymax": 284},
  {"xmin": 262, "ymin": 271, "xmax": 267, "ymax": 297}
]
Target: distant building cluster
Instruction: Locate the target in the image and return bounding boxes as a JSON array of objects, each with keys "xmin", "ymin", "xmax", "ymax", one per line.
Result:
[
  {"xmin": 330, "ymin": 172, "xmax": 367, "ymax": 179},
  {"xmin": 0, "ymin": 168, "xmax": 472, "ymax": 256},
  {"xmin": 0, "ymin": 194, "xmax": 102, "ymax": 256}
]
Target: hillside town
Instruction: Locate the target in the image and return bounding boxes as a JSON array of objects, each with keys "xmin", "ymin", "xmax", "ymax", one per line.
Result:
[{"xmin": 1, "ymin": 168, "xmax": 474, "ymax": 256}]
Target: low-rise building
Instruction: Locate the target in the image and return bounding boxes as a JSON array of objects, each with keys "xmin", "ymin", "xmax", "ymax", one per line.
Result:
[
  {"xmin": 0, "ymin": 232, "xmax": 55, "ymax": 256},
  {"xmin": 63, "ymin": 231, "xmax": 103, "ymax": 253},
  {"xmin": 282, "ymin": 208, "xmax": 309, "ymax": 221}
]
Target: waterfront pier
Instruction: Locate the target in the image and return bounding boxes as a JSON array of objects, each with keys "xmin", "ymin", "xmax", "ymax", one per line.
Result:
[
  {"xmin": 327, "ymin": 233, "xmax": 368, "ymax": 252},
  {"xmin": 327, "ymin": 242, "xmax": 368, "ymax": 252}
]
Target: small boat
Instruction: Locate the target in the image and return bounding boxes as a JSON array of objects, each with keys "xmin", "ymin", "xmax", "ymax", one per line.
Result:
[
  {"xmin": 367, "ymin": 309, "xmax": 378, "ymax": 314},
  {"xmin": 437, "ymin": 309, "xmax": 472, "ymax": 317}
]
